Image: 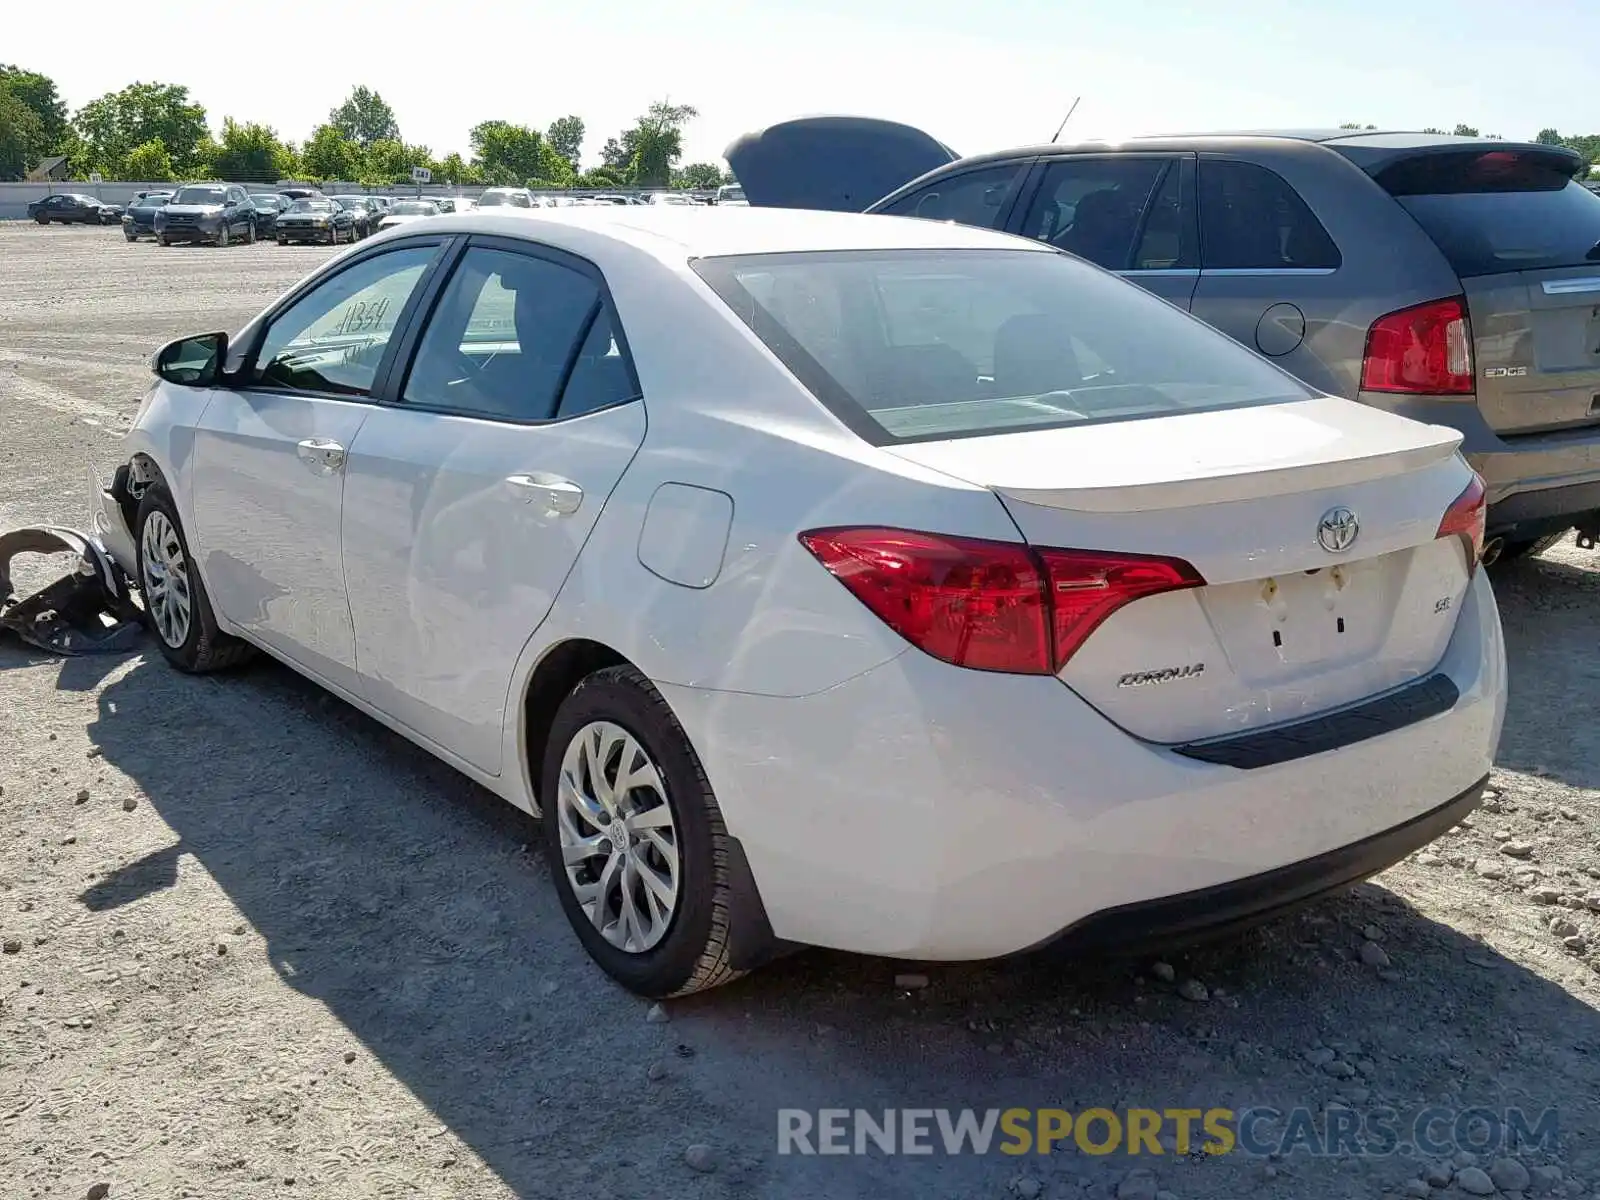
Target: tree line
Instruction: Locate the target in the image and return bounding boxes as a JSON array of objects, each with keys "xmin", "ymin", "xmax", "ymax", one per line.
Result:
[{"xmin": 0, "ymin": 68, "xmax": 730, "ymax": 190}]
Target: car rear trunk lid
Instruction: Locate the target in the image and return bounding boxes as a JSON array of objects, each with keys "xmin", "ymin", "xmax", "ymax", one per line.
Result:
[
  {"xmin": 1357, "ymin": 143, "xmax": 1600, "ymax": 435},
  {"xmin": 884, "ymin": 396, "xmax": 1475, "ymax": 742}
]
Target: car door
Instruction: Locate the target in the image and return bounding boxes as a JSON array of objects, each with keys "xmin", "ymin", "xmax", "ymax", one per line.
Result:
[
  {"xmin": 188, "ymin": 239, "xmax": 448, "ymax": 693},
  {"xmin": 1007, "ymin": 154, "xmax": 1199, "ymax": 310},
  {"xmin": 1187, "ymin": 156, "xmax": 1345, "ymax": 391},
  {"xmin": 340, "ymin": 235, "xmax": 646, "ymax": 773}
]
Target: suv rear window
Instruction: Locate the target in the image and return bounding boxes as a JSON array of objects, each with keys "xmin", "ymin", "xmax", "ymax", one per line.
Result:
[
  {"xmin": 1373, "ymin": 149, "xmax": 1600, "ymax": 277},
  {"xmin": 692, "ymin": 249, "xmax": 1310, "ymax": 444}
]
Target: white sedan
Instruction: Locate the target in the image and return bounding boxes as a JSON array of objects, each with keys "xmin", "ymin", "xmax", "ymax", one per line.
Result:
[
  {"xmin": 95, "ymin": 207, "xmax": 1505, "ymax": 997},
  {"xmin": 377, "ymin": 199, "xmax": 442, "ymax": 231}
]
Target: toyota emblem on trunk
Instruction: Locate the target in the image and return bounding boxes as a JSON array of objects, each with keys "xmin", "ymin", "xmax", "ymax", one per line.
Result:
[{"xmin": 1317, "ymin": 507, "xmax": 1359, "ymax": 553}]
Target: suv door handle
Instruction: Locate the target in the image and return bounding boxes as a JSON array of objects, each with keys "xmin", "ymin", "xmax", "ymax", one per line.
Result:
[
  {"xmin": 296, "ymin": 438, "xmax": 347, "ymax": 475},
  {"xmin": 505, "ymin": 473, "xmax": 584, "ymax": 515}
]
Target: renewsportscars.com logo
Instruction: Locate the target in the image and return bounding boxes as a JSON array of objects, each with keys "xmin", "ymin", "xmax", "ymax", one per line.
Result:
[{"xmin": 777, "ymin": 1106, "xmax": 1560, "ymax": 1158}]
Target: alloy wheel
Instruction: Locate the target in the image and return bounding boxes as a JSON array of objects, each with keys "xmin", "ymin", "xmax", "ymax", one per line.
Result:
[
  {"xmin": 556, "ymin": 721, "xmax": 681, "ymax": 953},
  {"xmin": 140, "ymin": 510, "xmax": 192, "ymax": 648}
]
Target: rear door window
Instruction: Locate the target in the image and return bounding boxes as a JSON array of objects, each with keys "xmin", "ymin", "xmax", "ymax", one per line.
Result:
[
  {"xmin": 876, "ymin": 164, "xmax": 1026, "ymax": 230},
  {"xmin": 1015, "ymin": 157, "xmax": 1180, "ymax": 269},
  {"xmin": 1369, "ymin": 149, "xmax": 1600, "ymax": 277},
  {"xmin": 1198, "ymin": 159, "xmax": 1341, "ymax": 270}
]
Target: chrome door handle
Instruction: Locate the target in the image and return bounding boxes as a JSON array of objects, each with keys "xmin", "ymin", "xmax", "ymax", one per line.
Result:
[
  {"xmin": 296, "ymin": 438, "xmax": 346, "ymax": 475},
  {"xmin": 505, "ymin": 473, "xmax": 584, "ymax": 515}
]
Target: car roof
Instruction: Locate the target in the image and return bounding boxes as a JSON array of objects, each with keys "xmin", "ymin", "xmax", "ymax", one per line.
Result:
[
  {"xmin": 941, "ymin": 129, "xmax": 1564, "ymax": 167},
  {"xmin": 402, "ymin": 205, "xmax": 1051, "ymax": 261}
]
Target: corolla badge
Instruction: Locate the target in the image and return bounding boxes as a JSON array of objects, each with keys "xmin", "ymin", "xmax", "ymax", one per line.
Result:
[{"xmin": 1317, "ymin": 507, "xmax": 1359, "ymax": 554}]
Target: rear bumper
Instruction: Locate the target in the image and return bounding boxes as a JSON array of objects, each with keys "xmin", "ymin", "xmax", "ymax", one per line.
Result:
[
  {"xmin": 1036, "ymin": 774, "xmax": 1486, "ymax": 954},
  {"xmin": 658, "ymin": 570, "xmax": 1505, "ymax": 960}
]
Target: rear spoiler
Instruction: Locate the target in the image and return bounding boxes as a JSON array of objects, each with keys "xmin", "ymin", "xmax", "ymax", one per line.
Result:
[{"xmin": 724, "ymin": 116, "xmax": 959, "ymax": 212}]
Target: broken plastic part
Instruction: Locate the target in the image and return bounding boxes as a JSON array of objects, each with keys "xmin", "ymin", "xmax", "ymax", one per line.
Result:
[{"xmin": 0, "ymin": 525, "xmax": 144, "ymax": 655}]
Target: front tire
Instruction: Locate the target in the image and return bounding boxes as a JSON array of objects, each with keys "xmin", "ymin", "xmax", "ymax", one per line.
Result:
[
  {"xmin": 34, "ymin": 213, "xmax": 48, "ymax": 225},
  {"xmin": 134, "ymin": 484, "xmax": 254, "ymax": 674},
  {"xmin": 216, "ymin": 223, "xmax": 230, "ymax": 248},
  {"xmin": 156, "ymin": 233, "xmax": 169, "ymax": 246},
  {"xmin": 125, "ymin": 230, "xmax": 138, "ymax": 242},
  {"xmin": 541, "ymin": 666, "xmax": 743, "ymax": 998},
  {"xmin": 245, "ymin": 221, "xmax": 256, "ymax": 244}
]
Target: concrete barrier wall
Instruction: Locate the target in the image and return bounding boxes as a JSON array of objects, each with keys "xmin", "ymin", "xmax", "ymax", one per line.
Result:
[{"xmin": 0, "ymin": 181, "xmax": 713, "ymax": 221}]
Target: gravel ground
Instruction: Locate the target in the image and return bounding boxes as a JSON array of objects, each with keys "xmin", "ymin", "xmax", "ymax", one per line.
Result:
[{"xmin": 3, "ymin": 223, "xmax": 1600, "ymax": 1200}]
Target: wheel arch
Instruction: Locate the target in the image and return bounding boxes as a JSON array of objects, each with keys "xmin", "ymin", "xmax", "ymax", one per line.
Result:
[{"xmin": 518, "ymin": 638, "xmax": 631, "ymax": 816}]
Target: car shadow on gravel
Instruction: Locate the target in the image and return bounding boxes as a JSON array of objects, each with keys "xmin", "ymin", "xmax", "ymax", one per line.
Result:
[
  {"xmin": 1489, "ymin": 551, "xmax": 1600, "ymax": 790},
  {"xmin": 72, "ymin": 647, "xmax": 1600, "ymax": 1199}
]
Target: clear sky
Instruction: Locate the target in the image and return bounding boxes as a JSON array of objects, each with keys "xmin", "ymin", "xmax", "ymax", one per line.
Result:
[{"xmin": 7, "ymin": 0, "xmax": 1598, "ymax": 169}]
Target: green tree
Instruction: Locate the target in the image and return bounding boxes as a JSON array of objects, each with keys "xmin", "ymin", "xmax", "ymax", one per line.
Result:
[
  {"xmin": 209, "ymin": 118, "xmax": 296, "ymax": 182},
  {"xmin": 123, "ymin": 138, "xmax": 174, "ymax": 181},
  {"xmin": 0, "ymin": 65, "xmax": 69, "ymax": 153},
  {"xmin": 672, "ymin": 161, "xmax": 724, "ymax": 189},
  {"xmin": 300, "ymin": 123, "xmax": 362, "ymax": 182},
  {"xmin": 329, "ymin": 86, "xmax": 400, "ymax": 147},
  {"xmin": 618, "ymin": 101, "xmax": 698, "ymax": 188},
  {"xmin": 599, "ymin": 137, "xmax": 630, "ymax": 175},
  {"xmin": 72, "ymin": 82, "xmax": 209, "ymax": 176},
  {"xmin": 1453, "ymin": 123, "xmax": 1480, "ymax": 137},
  {"xmin": 546, "ymin": 114, "xmax": 584, "ymax": 172},
  {"xmin": 437, "ymin": 151, "xmax": 482, "ymax": 185},
  {"xmin": 575, "ymin": 167, "xmax": 624, "ymax": 189},
  {"xmin": 470, "ymin": 120, "xmax": 544, "ymax": 186},
  {"xmin": 1337, "ymin": 122, "xmax": 1376, "ymax": 130},
  {"xmin": 1535, "ymin": 128, "xmax": 1563, "ymax": 145},
  {"xmin": 529, "ymin": 140, "xmax": 574, "ymax": 188},
  {"xmin": 0, "ymin": 88, "xmax": 45, "ymax": 180}
]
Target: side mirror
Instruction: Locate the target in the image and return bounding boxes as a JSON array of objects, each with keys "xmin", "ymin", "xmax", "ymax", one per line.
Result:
[{"xmin": 151, "ymin": 332, "xmax": 227, "ymax": 388}]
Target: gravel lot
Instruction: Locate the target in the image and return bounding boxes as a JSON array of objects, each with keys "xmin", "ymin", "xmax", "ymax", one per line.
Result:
[{"xmin": 3, "ymin": 223, "xmax": 1600, "ymax": 1200}]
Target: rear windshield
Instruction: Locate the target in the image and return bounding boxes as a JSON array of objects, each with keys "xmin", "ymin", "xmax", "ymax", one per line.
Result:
[
  {"xmin": 478, "ymin": 190, "xmax": 529, "ymax": 207},
  {"xmin": 391, "ymin": 201, "xmax": 439, "ymax": 215},
  {"xmin": 1376, "ymin": 149, "xmax": 1600, "ymax": 277},
  {"xmin": 291, "ymin": 200, "xmax": 333, "ymax": 213},
  {"xmin": 250, "ymin": 195, "xmax": 280, "ymax": 208},
  {"xmin": 692, "ymin": 249, "xmax": 1312, "ymax": 444}
]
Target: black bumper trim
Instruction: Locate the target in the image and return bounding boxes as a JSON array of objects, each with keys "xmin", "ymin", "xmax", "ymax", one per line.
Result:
[
  {"xmin": 1489, "ymin": 478, "xmax": 1600, "ymax": 532},
  {"xmin": 1031, "ymin": 774, "xmax": 1487, "ymax": 956},
  {"xmin": 1170, "ymin": 673, "xmax": 1459, "ymax": 770}
]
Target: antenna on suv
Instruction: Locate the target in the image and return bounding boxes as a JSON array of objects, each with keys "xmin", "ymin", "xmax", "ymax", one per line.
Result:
[{"xmin": 1051, "ymin": 97, "xmax": 1082, "ymax": 144}]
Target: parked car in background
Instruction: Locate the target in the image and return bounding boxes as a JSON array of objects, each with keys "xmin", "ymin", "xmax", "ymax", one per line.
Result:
[
  {"xmin": 715, "ymin": 183, "xmax": 747, "ymax": 206},
  {"xmin": 274, "ymin": 197, "xmax": 357, "ymax": 245},
  {"xmin": 476, "ymin": 186, "xmax": 535, "ymax": 209},
  {"xmin": 277, "ymin": 186, "xmax": 325, "ymax": 203},
  {"xmin": 330, "ymin": 196, "xmax": 380, "ymax": 239},
  {"xmin": 248, "ymin": 194, "xmax": 291, "ymax": 238},
  {"xmin": 376, "ymin": 199, "xmax": 440, "ymax": 231},
  {"xmin": 731, "ymin": 120, "xmax": 1600, "ymax": 559},
  {"xmin": 122, "ymin": 191, "xmax": 173, "ymax": 241},
  {"xmin": 154, "ymin": 184, "xmax": 258, "ymax": 246},
  {"xmin": 646, "ymin": 191, "xmax": 695, "ymax": 206},
  {"xmin": 591, "ymin": 194, "xmax": 635, "ymax": 206},
  {"xmin": 434, "ymin": 196, "xmax": 474, "ymax": 214},
  {"xmin": 28, "ymin": 193, "xmax": 120, "ymax": 225},
  {"xmin": 103, "ymin": 206, "xmax": 1503, "ymax": 998}
]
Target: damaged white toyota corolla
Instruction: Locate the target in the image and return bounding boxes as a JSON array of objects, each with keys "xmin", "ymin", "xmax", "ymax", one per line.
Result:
[{"xmin": 87, "ymin": 207, "xmax": 1505, "ymax": 997}]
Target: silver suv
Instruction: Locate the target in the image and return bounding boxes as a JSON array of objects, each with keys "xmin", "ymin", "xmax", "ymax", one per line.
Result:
[{"xmin": 729, "ymin": 121, "xmax": 1600, "ymax": 560}]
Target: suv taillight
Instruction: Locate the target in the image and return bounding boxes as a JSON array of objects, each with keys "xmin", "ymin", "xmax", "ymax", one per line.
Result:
[
  {"xmin": 799, "ymin": 528, "xmax": 1203, "ymax": 674},
  {"xmin": 1436, "ymin": 473, "xmax": 1487, "ymax": 571},
  {"xmin": 1360, "ymin": 297, "xmax": 1474, "ymax": 395}
]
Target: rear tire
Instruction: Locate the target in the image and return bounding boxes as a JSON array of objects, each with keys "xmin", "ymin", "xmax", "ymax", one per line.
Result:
[
  {"xmin": 245, "ymin": 221, "xmax": 256, "ymax": 244},
  {"xmin": 1492, "ymin": 532, "xmax": 1566, "ymax": 565},
  {"xmin": 134, "ymin": 484, "xmax": 255, "ymax": 674},
  {"xmin": 541, "ymin": 665, "xmax": 743, "ymax": 998}
]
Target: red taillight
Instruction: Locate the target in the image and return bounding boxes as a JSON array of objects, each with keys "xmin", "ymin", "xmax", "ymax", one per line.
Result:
[
  {"xmin": 1436, "ymin": 473, "xmax": 1487, "ymax": 569},
  {"xmin": 1360, "ymin": 297, "xmax": 1474, "ymax": 395},
  {"xmin": 799, "ymin": 528, "xmax": 1203, "ymax": 674}
]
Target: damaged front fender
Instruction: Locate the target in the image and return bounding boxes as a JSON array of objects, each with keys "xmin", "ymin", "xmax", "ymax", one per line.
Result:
[{"xmin": 0, "ymin": 525, "xmax": 144, "ymax": 655}]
